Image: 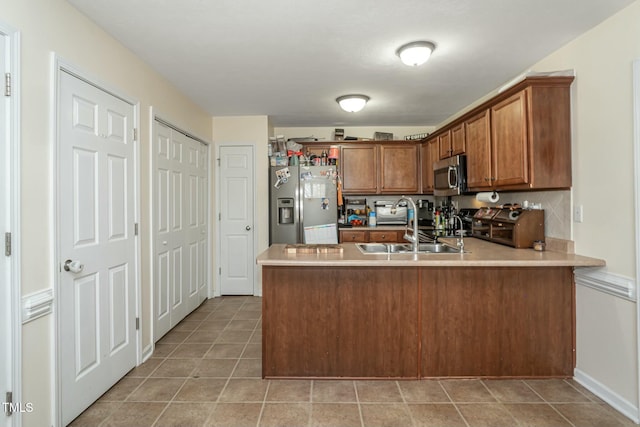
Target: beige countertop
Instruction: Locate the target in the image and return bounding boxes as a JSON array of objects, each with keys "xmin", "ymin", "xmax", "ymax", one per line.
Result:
[{"xmin": 256, "ymin": 237, "xmax": 605, "ymax": 268}]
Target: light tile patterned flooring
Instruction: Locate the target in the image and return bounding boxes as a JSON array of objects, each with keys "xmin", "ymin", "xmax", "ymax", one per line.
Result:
[{"xmin": 70, "ymin": 296, "xmax": 636, "ymax": 427}]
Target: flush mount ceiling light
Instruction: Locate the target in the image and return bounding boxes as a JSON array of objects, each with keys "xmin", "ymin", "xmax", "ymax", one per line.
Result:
[
  {"xmin": 396, "ymin": 41, "xmax": 436, "ymax": 66},
  {"xmin": 336, "ymin": 94, "xmax": 370, "ymax": 113}
]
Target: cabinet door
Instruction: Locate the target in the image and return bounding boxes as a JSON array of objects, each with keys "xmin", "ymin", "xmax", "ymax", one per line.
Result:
[
  {"xmin": 438, "ymin": 130, "xmax": 452, "ymax": 159},
  {"xmin": 420, "ymin": 139, "xmax": 438, "ymax": 193},
  {"xmin": 340, "ymin": 145, "xmax": 378, "ymax": 193},
  {"xmin": 369, "ymin": 230, "xmax": 401, "ymax": 243},
  {"xmin": 465, "ymin": 110, "xmax": 492, "ymax": 189},
  {"xmin": 339, "ymin": 230, "xmax": 368, "ymax": 243},
  {"xmin": 380, "ymin": 144, "xmax": 419, "ymax": 194},
  {"xmin": 450, "ymin": 123, "xmax": 466, "ymax": 156},
  {"xmin": 491, "ymin": 91, "xmax": 529, "ymax": 187}
]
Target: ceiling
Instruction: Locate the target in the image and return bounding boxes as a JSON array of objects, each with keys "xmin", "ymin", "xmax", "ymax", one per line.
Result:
[{"xmin": 67, "ymin": 0, "xmax": 633, "ymax": 128}]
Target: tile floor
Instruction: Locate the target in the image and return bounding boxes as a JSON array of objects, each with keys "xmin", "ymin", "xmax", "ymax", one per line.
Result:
[{"xmin": 70, "ymin": 296, "xmax": 636, "ymax": 427}]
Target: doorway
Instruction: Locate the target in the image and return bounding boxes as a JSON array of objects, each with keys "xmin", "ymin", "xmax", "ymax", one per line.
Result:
[
  {"xmin": 152, "ymin": 118, "xmax": 209, "ymax": 341},
  {"xmin": 216, "ymin": 145, "xmax": 256, "ymax": 295},
  {"xmin": 0, "ymin": 21, "xmax": 19, "ymax": 427},
  {"xmin": 56, "ymin": 67, "xmax": 139, "ymax": 425}
]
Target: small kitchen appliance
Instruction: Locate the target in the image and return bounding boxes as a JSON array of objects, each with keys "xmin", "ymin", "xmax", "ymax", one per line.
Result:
[
  {"xmin": 374, "ymin": 200, "xmax": 408, "ymax": 225},
  {"xmin": 433, "ymin": 155, "xmax": 468, "ymax": 196}
]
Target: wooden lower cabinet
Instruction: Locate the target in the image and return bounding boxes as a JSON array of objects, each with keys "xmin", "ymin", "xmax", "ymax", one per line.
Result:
[
  {"xmin": 368, "ymin": 230, "xmax": 402, "ymax": 242},
  {"xmin": 262, "ymin": 266, "xmax": 420, "ymax": 378},
  {"xmin": 338, "ymin": 229, "xmax": 404, "ymax": 243},
  {"xmin": 421, "ymin": 267, "xmax": 574, "ymax": 378},
  {"xmin": 262, "ymin": 265, "xmax": 575, "ymax": 379},
  {"xmin": 339, "ymin": 230, "xmax": 368, "ymax": 243}
]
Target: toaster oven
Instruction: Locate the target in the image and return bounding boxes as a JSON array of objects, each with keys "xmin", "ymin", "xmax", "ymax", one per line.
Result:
[{"xmin": 374, "ymin": 201, "xmax": 408, "ymax": 225}]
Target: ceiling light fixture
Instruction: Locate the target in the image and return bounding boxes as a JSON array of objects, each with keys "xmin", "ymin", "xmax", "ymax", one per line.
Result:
[
  {"xmin": 336, "ymin": 94, "xmax": 370, "ymax": 113},
  {"xmin": 396, "ymin": 41, "xmax": 436, "ymax": 66}
]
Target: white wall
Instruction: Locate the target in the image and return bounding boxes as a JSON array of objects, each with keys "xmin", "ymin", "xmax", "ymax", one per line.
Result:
[
  {"xmin": 525, "ymin": 0, "xmax": 640, "ymax": 417},
  {"xmin": 212, "ymin": 116, "xmax": 270, "ymax": 295},
  {"xmin": 0, "ymin": 0, "xmax": 213, "ymax": 425}
]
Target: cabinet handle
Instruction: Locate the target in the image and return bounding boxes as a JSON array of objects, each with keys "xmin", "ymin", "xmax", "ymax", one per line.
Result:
[
  {"xmin": 381, "ymin": 234, "xmax": 386, "ymax": 238},
  {"xmin": 491, "ymin": 177, "xmax": 496, "ymax": 181}
]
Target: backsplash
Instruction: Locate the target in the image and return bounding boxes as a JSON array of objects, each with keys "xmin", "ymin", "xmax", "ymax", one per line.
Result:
[{"xmin": 456, "ymin": 190, "xmax": 571, "ymax": 240}]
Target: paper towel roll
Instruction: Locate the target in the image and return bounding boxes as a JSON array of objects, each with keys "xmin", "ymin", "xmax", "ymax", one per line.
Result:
[{"xmin": 476, "ymin": 191, "xmax": 499, "ymax": 203}]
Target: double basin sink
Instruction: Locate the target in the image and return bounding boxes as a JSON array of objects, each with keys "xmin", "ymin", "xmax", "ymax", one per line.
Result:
[{"xmin": 356, "ymin": 242, "xmax": 465, "ymax": 254}]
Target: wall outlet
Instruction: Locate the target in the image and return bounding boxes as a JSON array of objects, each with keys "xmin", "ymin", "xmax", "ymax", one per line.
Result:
[{"xmin": 573, "ymin": 205, "xmax": 584, "ymax": 223}]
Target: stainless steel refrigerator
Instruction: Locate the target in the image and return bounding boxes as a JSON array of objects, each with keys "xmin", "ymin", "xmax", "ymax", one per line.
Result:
[{"xmin": 269, "ymin": 165, "xmax": 338, "ymax": 244}]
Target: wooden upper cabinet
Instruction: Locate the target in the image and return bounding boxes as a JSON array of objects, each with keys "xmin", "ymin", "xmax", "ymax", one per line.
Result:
[
  {"xmin": 340, "ymin": 144, "xmax": 378, "ymax": 193},
  {"xmin": 339, "ymin": 142, "xmax": 420, "ymax": 195},
  {"xmin": 438, "ymin": 125, "xmax": 465, "ymax": 160},
  {"xmin": 491, "ymin": 90, "xmax": 529, "ymax": 187},
  {"xmin": 463, "ymin": 76, "xmax": 573, "ymax": 191},
  {"xmin": 421, "ymin": 139, "xmax": 438, "ymax": 194},
  {"xmin": 379, "ymin": 144, "xmax": 419, "ymax": 194},
  {"xmin": 465, "ymin": 110, "xmax": 492, "ymax": 189},
  {"xmin": 437, "ymin": 130, "xmax": 452, "ymax": 160},
  {"xmin": 450, "ymin": 123, "xmax": 466, "ymax": 156}
]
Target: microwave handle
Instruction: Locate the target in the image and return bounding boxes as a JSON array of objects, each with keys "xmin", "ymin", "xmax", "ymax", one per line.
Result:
[{"xmin": 448, "ymin": 165, "xmax": 457, "ymax": 189}]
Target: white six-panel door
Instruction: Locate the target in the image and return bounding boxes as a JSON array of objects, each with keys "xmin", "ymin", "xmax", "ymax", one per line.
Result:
[
  {"xmin": 153, "ymin": 121, "xmax": 208, "ymax": 341},
  {"xmin": 219, "ymin": 145, "xmax": 254, "ymax": 295},
  {"xmin": 58, "ymin": 70, "xmax": 137, "ymax": 426}
]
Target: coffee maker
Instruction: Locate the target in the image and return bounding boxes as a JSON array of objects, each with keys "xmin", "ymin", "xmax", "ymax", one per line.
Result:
[{"xmin": 416, "ymin": 199, "xmax": 434, "ymax": 227}]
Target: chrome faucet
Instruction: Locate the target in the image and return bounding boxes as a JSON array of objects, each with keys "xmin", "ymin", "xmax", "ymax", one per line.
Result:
[
  {"xmin": 452, "ymin": 215, "xmax": 465, "ymax": 252},
  {"xmin": 391, "ymin": 196, "xmax": 419, "ymax": 253}
]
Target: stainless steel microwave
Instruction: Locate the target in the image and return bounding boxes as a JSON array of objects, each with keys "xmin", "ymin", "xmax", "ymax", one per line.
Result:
[{"xmin": 433, "ymin": 155, "xmax": 468, "ymax": 196}]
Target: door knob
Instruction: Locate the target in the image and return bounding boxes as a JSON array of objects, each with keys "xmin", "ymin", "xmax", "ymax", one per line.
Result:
[
  {"xmin": 64, "ymin": 259, "xmax": 84, "ymax": 274},
  {"xmin": 246, "ymin": 225, "xmax": 251, "ymax": 231}
]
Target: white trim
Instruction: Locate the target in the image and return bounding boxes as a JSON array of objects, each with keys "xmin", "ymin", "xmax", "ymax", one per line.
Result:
[
  {"xmin": 51, "ymin": 53, "xmax": 141, "ymax": 427},
  {"xmin": 141, "ymin": 343, "xmax": 154, "ymax": 363},
  {"xmin": 574, "ymin": 267, "xmax": 636, "ymax": 302},
  {"xmin": 21, "ymin": 288, "xmax": 54, "ymax": 324},
  {"xmin": 633, "ymin": 58, "xmax": 640, "ymax": 425},
  {"xmin": 574, "ymin": 368, "xmax": 639, "ymax": 424},
  {"xmin": 0, "ymin": 19, "xmax": 21, "ymax": 427},
  {"xmin": 214, "ymin": 142, "xmax": 221, "ymax": 298}
]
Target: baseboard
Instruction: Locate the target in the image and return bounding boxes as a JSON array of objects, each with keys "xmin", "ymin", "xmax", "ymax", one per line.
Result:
[
  {"xmin": 574, "ymin": 368, "xmax": 640, "ymax": 424},
  {"xmin": 141, "ymin": 343, "xmax": 154, "ymax": 363}
]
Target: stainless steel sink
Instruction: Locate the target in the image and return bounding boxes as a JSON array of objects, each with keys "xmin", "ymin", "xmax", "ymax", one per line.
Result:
[
  {"xmin": 356, "ymin": 243, "xmax": 411, "ymax": 253},
  {"xmin": 356, "ymin": 242, "xmax": 464, "ymax": 254},
  {"xmin": 418, "ymin": 243, "xmax": 462, "ymax": 253}
]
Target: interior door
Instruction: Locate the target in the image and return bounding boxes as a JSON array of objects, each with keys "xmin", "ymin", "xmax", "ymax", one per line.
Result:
[
  {"xmin": 58, "ymin": 70, "xmax": 137, "ymax": 425},
  {"xmin": 184, "ymin": 134, "xmax": 208, "ymax": 312},
  {"xmin": 0, "ymin": 29, "xmax": 12, "ymax": 427},
  {"xmin": 153, "ymin": 122, "xmax": 208, "ymax": 341},
  {"xmin": 219, "ymin": 145, "xmax": 254, "ymax": 295}
]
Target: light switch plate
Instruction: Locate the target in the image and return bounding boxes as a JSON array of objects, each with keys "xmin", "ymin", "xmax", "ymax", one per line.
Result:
[{"xmin": 573, "ymin": 205, "xmax": 584, "ymax": 223}]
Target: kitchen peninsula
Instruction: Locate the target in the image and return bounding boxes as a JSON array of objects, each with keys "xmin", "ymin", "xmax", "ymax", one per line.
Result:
[{"xmin": 257, "ymin": 238, "xmax": 605, "ymax": 379}]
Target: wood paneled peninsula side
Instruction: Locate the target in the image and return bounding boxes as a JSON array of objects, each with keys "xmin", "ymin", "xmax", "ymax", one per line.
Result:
[{"xmin": 256, "ymin": 239, "xmax": 604, "ymax": 379}]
